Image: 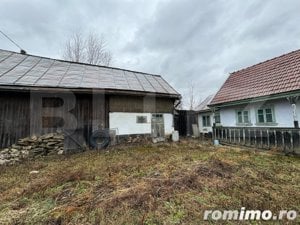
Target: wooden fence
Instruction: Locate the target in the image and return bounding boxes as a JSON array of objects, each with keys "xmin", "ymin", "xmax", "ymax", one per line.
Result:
[{"xmin": 214, "ymin": 126, "xmax": 300, "ymax": 154}]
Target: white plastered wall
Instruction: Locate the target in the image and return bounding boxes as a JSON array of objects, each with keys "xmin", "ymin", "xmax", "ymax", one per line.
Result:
[
  {"xmin": 109, "ymin": 112, "xmax": 174, "ymax": 135},
  {"xmin": 219, "ymin": 99, "xmax": 296, "ymax": 128},
  {"xmin": 198, "ymin": 112, "xmax": 213, "ymax": 133}
]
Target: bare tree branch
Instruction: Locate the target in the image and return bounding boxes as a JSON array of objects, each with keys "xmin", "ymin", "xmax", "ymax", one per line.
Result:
[
  {"xmin": 62, "ymin": 31, "xmax": 112, "ymax": 66},
  {"xmin": 183, "ymin": 81, "xmax": 201, "ymax": 110},
  {"xmin": 63, "ymin": 32, "xmax": 85, "ymax": 63}
]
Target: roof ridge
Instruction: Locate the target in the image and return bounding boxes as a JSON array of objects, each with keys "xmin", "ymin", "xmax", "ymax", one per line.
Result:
[
  {"xmin": 230, "ymin": 48, "xmax": 300, "ymax": 75},
  {"xmin": 0, "ymin": 48, "xmax": 162, "ymax": 77}
]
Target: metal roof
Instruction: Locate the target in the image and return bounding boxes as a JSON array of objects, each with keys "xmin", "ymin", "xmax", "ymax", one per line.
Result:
[
  {"xmin": 195, "ymin": 94, "xmax": 214, "ymax": 112},
  {"xmin": 210, "ymin": 49, "xmax": 300, "ymax": 105},
  {"xmin": 0, "ymin": 49, "xmax": 180, "ymax": 97}
]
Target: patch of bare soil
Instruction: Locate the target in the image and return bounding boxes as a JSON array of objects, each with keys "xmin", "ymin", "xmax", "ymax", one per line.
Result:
[{"xmin": 195, "ymin": 158, "xmax": 236, "ymax": 178}]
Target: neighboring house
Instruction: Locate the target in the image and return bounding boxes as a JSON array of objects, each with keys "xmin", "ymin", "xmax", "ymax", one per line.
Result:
[
  {"xmin": 209, "ymin": 49, "xmax": 300, "ymax": 128},
  {"xmin": 195, "ymin": 95, "xmax": 216, "ymax": 133},
  {"xmin": 0, "ymin": 49, "xmax": 180, "ymax": 149}
]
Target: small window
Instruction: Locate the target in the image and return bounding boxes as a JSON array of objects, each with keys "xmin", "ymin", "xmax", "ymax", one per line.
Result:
[
  {"xmin": 265, "ymin": 108, "xmax": 273, "ymax": 122},
  {"xmin": 214, "ymin": 112, "xmax": 221, "ymax": 123},
  {"xmin": 202, "ymin": 115, "xmax": 211, "ymax": 127},
  {"xmin": 257, "ymin": 109, "xmax": 264, "ymax": 123},
  {"xmin": 236, "ymin": 110, "xmax": 250, "ymax": 124},
  {"xmin": 237, "ymin": 111, "xmax": 243, "ymax": 123},
  {"xmin": 136, "ymin": 116, "xmax": 147, "ymax": 123},
  {"xmin": 256, "ymin": 107, "xmax": 275, "ymax": 124},
  {"xmin": 243, "ymin": 111, "xmax": 249, "ymax": 123}
]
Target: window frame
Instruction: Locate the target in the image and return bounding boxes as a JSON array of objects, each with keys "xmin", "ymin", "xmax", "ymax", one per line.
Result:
[
  {"xmin": 136, "ymin": 115, "xmax": 148, "ymax": 124},
  {"xmin": 214, "ymin": 111, "xmax": 221, "ymax": 124},
  {"xmin": 255, "ymin": 106, "xmax": 277, "ymax": 125},
  {"xmin": 235, "ymin": 109, "xmax": 252, "ymax": 126},
  {"xmin": 202, "ymin": 115, "xmax": 211, "ymax": 127}
]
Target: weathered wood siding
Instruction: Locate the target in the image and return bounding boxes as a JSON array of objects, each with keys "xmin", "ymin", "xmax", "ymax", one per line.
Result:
[
  {"xmin": 0, "ymin": 91, "xmax": 107, "ymax": 149},
  {"xmin": 0, "ymin": 92, "xmax": 30, "ymax": 148},
  {"xmin": 109, "ymin": 96, "xmax": 174, "ymax": 113},
  {"xmin": 0, "ymin": 91, "xmax": 175, "ymax": 149},
  {"xmin": 174, "ymin": 110, "xmax": 197, "ymax": 136}
]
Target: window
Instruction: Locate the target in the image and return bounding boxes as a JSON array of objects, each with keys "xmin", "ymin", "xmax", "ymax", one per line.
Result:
[
  {"xmin": 257, "ymin": 109, "xmax": 264, "ymax": 123},
  {"xmin": 214, "ymin": 112, "xmax": 221, "ymax": 123},
  {"xmin": 236, "ymin": 110, "xmax": 250, "ymax": 124},
  {"xmin": 202, "ymin": 115, "xmax": 211, "ymax": 127},
  {"xmin": 256, "ymin": 107, "xmax": 275, "ymax": 124},
  {"xmin": 136, "ymin": 116, "xmax": 147, "ymax": 123}
]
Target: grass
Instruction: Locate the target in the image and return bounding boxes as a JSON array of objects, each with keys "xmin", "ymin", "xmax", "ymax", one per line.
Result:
[{"xmin": 0, "ymin": 139, "xmax": 299, "ymax": 224}]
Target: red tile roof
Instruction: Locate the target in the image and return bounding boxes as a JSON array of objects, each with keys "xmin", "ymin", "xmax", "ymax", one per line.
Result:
[{"xmin": 210, "ymin": 49, "xmax": 300, "ymax": 105}]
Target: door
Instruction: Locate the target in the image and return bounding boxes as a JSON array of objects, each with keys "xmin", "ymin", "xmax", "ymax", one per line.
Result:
[{"xmin": 151, "ymin": 114, "xmax": 165, "ymax": 142}]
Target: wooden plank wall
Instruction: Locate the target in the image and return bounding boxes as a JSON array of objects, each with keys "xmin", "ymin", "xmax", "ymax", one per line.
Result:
[
  {"xmin": 109, "ymin": 96, "xmax": 174, "ymax": 113},
  {"xmin": 0, "ymin": 92, "xmax": 30, "ymax": 148},
  {"xmin": 174, "ymin": 110, "xmax": 197, "ymax": 136},
  {"xmin": 0, "ymin": 91, "xmax": 107, "ymax": 149}
]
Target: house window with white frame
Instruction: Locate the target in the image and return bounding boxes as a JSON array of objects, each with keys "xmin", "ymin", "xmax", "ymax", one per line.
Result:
[
  {"xmin": 236, "ymin": 110, "xmax": 250, "ymax": 125},
  {"xmin": 256, "ymin": 107, "xmax": 275, "ymax": 124},
  {"xmin": 202, "ymin": 115, "xmax": 211, "ymax": 127}
]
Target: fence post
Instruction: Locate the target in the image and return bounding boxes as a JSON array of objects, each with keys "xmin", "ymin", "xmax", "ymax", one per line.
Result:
[
  {"xmin": 213, "ymin": 127, "xmax": 216, "ymax": 141},
  {"xmin": 233, "ymin": 129, "xmax": 236, "ymax": 143},
  {"xmin": 243, "ymin": 128, "xmax": 246, "ymax": 145},
  {"xmin": 229, "ymin": 129, "xmax": 232, "ymax": 143},
  {"xmin": 267, "ymin": 129, "xmax": 270, "ymax": 149},
  {"xmin": 254, "ymin": 129, "xmax": 257, "ymax": 146},
  {"xmin": 290, "ymin": 131, "xmax": 293, "ymax": 152},
  {"xmin": 281, "ymin": 131, "xmax": 285, "ymax": 151},
  {"xmin": 260, "ymin": 130, "xmax": 263, "ymax": 147},
  {"xmin": 274, "ymin": 130, "xmax": 277, "ymax": 148}
]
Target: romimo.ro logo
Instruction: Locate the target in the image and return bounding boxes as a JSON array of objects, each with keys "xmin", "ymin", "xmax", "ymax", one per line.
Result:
[{"xmin": 204, "ymin": 208, "xmax": 298, "ymax": 221}]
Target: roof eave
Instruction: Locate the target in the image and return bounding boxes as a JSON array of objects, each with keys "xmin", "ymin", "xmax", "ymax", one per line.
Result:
[
  {"xmin": 195, "ymin": 109, "xmax": 212, "ymax": 113},
  {"xmin": 0, "ymin": 85, "xmax": 181, "ymax": 99},
  {"xmin": 209, "ymin": 90, "xmax": 300, "ymax": 108}
]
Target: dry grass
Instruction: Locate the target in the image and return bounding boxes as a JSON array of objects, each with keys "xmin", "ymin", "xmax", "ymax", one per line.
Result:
[{"xmin": 0, "ymin": 139, "xmax": 299, "ymax": 225}]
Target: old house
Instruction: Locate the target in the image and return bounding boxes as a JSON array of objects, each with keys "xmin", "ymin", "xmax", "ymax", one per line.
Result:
[
  {"xmin": 207, "ymin": 49, "xmax": 300, "ymax": 153},
  {"xmin": 195, "ymin": 94, "xmax": 215, "ymax": 134},
  {"xmin": 0, "ymin": 49, "xmax": 180, "ymax": 149},
  {"xmin": 209, "ymin": 49, "xmax": 300, "ymax": 129}
]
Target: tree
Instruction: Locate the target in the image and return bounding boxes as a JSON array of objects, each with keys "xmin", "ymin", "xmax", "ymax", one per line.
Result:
[
  {"xmin": 186, "ymin": 81, "xmax": 201, "ymax": 110},
  {"xmin": 63, "ymin": 31, "xmax": 112, "ymax": 66}
]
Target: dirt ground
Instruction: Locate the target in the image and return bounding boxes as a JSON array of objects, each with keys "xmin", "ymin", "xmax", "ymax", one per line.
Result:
[{"xmin": 0, "ymin": 139, "xmax": 299, "ymax": 224}]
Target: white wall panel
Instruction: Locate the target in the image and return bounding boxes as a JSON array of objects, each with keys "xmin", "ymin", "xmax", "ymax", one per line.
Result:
[{"xmin": 109, "ymin": 112, "xmax": 174, "ymax": 135}]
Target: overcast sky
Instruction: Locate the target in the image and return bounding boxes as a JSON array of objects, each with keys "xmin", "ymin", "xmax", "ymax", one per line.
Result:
[{"xmin": 1, "ymin": 0, "xmax": 300, "ymax": 107}]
